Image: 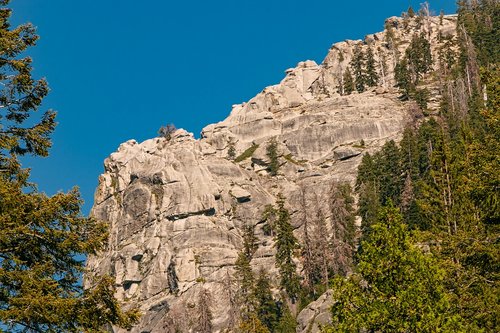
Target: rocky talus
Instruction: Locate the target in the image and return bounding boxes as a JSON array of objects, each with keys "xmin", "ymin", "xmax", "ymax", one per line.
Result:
[{"xmin": 86, "ymin": 14, "xmax": 457, "ymax": 332}]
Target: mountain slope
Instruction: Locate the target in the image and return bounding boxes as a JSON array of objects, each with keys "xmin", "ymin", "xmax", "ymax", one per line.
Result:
[{"xmin": 86, "ymin": 14, "xmax": 458, "ymax": 333}]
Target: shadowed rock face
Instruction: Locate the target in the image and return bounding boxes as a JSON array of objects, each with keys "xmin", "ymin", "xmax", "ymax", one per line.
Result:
[{"xmin": 86, "ymin": 14, "xmax": 457, "ymax": 333}]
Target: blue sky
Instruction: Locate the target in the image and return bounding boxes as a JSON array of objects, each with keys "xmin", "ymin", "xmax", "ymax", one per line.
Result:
[{"xmin": 10, "ymin": 0, "xmax": 457, "ymax": 214}]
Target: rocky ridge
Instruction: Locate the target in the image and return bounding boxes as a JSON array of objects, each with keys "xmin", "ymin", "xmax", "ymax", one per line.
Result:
[{"xmin": 86, "ymin": 14, "xmax": 458, "ymax": 332}]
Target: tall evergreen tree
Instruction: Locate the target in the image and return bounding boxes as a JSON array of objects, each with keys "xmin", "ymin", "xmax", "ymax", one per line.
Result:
[
  {"xmin": 350, "ymin": 44, "xmax": 366, "ymax": 93},
  {"xmin": 356, "ymin": 153, "xmax": 381, "ymax": 233},
  {"xmin": 341, "ymin": 68, "xmax": 354, "ymax": 95},
  {"xmin": 266, "ymin": 138, "xmax": 279, "ymax": 176},
  {"xmin": 378, "ymin": 140, "xmax": 403, "ymax": 205},
  {"xmin": 406, "ymin": 33, "xmax": 433, "ymax": 82},
  {"xmin": 274, "ymin": 302, "xmax": 296, "ymax": 333},
  {"xmin": 242, "ymin": 224, "xmax": 259, "ymax": 260},
  {"xmin": 234, "ymin": 251, "xmax": 257, "ymax": 317},
  {"xmin": 0, "ymin": 1, "xmax": 139, "ymax": 331},
  {"xmin": 365, "ymin": 47, "xmax": 379, "ymax": 87},
  {"xmin": 254, "ymin": 268, "xmax": 279, "ymax": 332},
  {"xmin": 274, "ymin": 194, "xmax": 300, "ymax": 302},
  {"xmin": 395, "ymin": 57, "xmax": 413, "ymax": 99}
]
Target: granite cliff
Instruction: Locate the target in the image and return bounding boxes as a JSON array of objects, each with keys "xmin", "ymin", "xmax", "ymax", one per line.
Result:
[{"xmin": 86, "ymin": 14, "xmax": 458, "ymax": 332}]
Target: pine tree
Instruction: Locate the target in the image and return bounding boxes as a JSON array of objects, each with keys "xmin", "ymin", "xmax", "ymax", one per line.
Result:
[
  {"xmin": 356, "ymin": 153, "xmax": 382, "ymax": 233},
  {"xmin": 299, "ymin": 188, "xmax": 319, "ymax": 296},
  {"xmin": 357, "ymin": 182, "xmax": 381, "ymax": 236},
  {"xmin": 234, "ymin": 251, "xmax": 257, "ymax": 316},
  {"xmin": 395, "ymin": 57, "xmax": 413, "ymax": 99},
  {"xmin": 406, "ymin": 33, "xmax": 433, "ymax": 82},
  {"xmin": 254, "ymin": 268, "xmax": 279, "ymax": 332},
  {"xmin": 238, "ymin": 313, "xmax": 270, "ymax": 333},
  {"xmin": 274, "ymin": 302, "xmax": 296, "ymax": 333},
  {"xmin": 350, "ymin": 44, "xmax": 366, "ymax": 93},
  {"xmin": 378, "ymin": 140, "xmax": 403, "ymax": 205},
  {"xmin": 235, "ymin": 224, "xmax": 259, "ymax": 317},
  {"xmin": 324, "ymin": 204, "xmax": 465, "ymax": 332},
  {"xmin": 274, "ymin": 194, "xmax": 300, "ymax": 302},
  {"xmin": 0, "ymin": 2, "xmax": 139, "ymax": 331},
  {"xmin": 377, "ymin": 47, "xmax": 389, "ymax": 87},
  {"xmin": 399, "ymin": 127, "xmax": 419, "ymax": 180},
  {"xmin": 384, "ymin": 21, "xmax": 396, "ymax": 50},
  {"xmin": 227, "ymin": 138, "xmax": 236, "ymax": 160},
  {"xmin": 242, "ymin": 224, "xmax": 258, "ymax": 260},
  {"xmin": 300, "ymin": 188, "xmax": 331, "ymax": 299},
  {"xmin": 407, "ymin": 5, "xmax": 416, "ymax": 18},
  {"xmin": 365, "ymin": 47, "xmax": 379, "ymax": 87},
  {"xmin": 341, "ymin": 68, "xmax": 354, "ymax": 95},
  {"xmin": 266, "ymin": 138, "xmax": 279, "ymax": 176}
]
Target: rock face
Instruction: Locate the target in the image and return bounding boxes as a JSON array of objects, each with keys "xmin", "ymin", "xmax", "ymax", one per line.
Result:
[{"xmin": 86, "ymin": 14, "xmax": 457, "ymax": 332}]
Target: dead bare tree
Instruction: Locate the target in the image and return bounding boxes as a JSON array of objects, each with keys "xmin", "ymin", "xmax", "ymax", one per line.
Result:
[
  {"xmin": 329, "ymin": 183, "xmax": 356, "ymax": 276},
  {"xmin": 196, "ymin": 288, "xmax": 213, "ymax": 333}
]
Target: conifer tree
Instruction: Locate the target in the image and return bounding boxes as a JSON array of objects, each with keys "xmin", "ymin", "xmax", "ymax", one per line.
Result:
[
  {"xmin": 378, "ymin": 140, "xmax": 403, "ymax": 205},
  {"xmin": 274, "ymin": 302, "xmax": 297, "ymax": 333},
  {"xmin": 365, "ymin": 47, "xmax": 379, "ymax": 87},
  {"xmin": 341, "ymin": 68, "xmax": 354, "ymax": 95},
  {"xmin": 238, "ymin": 313, "xmax": 270, "ymax": 333},
  {"xmin": 399, "ymin": 127, "xmax": 419, "ymax": 180},
  {"xmin": 350, "ymin": 44, "xmax": 366, "ymax": 92},
  {"xmin": 227, "ymin": 138, "xmax": 236, "ymax": 160},
  {"xmin": 242, "ymin": 224, "xmax": 259, "ymax": 260},
  {"xmin": 235, "ymin": 224, "xmax": 259, "ymax": 314},
  {"xmin": 395, "ymin": 57, "xmax": 413, "ymax": 99},
  {"xmin": 234, "ymin": 251, "xmax": 257, "ymax": 317},
  {"xmin": 356, "ymin": 153, "xmax": 381, "ymax": 232},
  {"xmin": 254, "ymin": 268, "xmax": 279, "ymax": 332},
  {"xmin": 407, "ymin": 5, "xmax": 416, "ymax": 18},
  {"xmin": 406, "ymin": 33, "xmax": 433, "ymax": 82},
  {"xmin": 266, "ymin": 138, "xmax": 279, "ymax": 176},
  {"xmin": 377, "ymin": 47, "xmax": 389, "ymax": 87},
  {"xmin": 0, "ymin": 1, "xmax": 139, "ymax": 331},
  {"xmin": 384, "ymin": 21, "xmax": 396, "ymax": 50},
  {"xmin": 273, "ymin": 194, "xmax": 300, "ymax": 302},
  {"xmin": 324, "ymin": 204, "xmax": 465, "ymax": 332}
]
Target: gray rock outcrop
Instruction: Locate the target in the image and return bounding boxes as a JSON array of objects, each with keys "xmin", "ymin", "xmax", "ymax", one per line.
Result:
[{"xmin": 85, "ymin": 14, "xmax": 457, "ymax": 333}]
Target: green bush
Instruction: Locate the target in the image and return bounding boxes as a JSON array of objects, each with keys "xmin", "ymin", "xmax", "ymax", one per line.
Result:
[{"xmin": 234, "ymin": 143, "xmax": 259, "ymax": 162}]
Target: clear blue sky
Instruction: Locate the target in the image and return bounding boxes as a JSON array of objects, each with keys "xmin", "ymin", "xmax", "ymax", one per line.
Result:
[{"xmin": 10, "ymin": 0, "xmax": 457, "ymax": 215}]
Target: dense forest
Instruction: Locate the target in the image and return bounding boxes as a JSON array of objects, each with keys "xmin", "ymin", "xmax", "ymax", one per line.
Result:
[{"xmin": 325, "ymin": 1, "xmax": 499, "ymax": 331}]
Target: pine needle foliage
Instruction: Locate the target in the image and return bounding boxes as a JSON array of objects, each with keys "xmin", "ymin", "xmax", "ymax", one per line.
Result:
[
  {"xmin": 273, "ymin": 194, "xmax": 301, "ymax": 302},
  {"xmin": 349, "ymin": 2, "xmax": 500, "ymax": 330},
  {"xmin": 0, "ymin": 1, "xmax": 139, "ymax": 331},
  {"xmin": 324, "ymin": 204, "xmax": 466, "ymax": 332}
]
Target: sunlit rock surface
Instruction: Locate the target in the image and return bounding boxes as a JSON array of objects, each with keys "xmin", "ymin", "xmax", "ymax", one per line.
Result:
[{"xmin": 86, "ymin": 14, "xmax": 457, "ymax": 332}]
